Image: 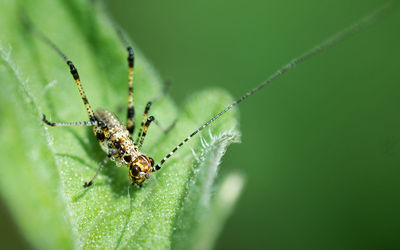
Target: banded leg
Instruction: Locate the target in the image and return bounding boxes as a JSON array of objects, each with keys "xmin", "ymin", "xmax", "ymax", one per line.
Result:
[
  {"xmin": 116, "ymin": 28, "xmax": 136, "ymax": 134},
  {"xmin": 42, "ymin": 115, "xmax": 97, "ymax": 127},
  {"xmin": 66, "ymin": 60, "xmax": 96, "ymax": 121},
  {"xmin": 136, "ymin": 105, "xmax": 176, "ymax": 145},
  {"xmin": 31, "ymin": 25, "xmax": 96, "ymax": 122},
  {"xmin": 83, "ymin": 157, "xmax": 110, "ymax": 188},
  {"xmin": 136, "ymin": 82, "xmax": 172, "ymax": 142},
  {"xmin": 126, "ymin": 47, "xmax": 135, "ymax": 134},
  {"xmin": 137, "ymin": 116, "xmax": 155, "ymax": 149},
  {"xmin": 135, "ymin": 101, "xmax": 152, "ymax": 144}
]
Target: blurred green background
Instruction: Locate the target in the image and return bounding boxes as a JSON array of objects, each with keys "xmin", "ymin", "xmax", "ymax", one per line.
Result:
[
  {"xmin": 1, "ymin": 0, "xmax": 399, "ymax": 249},
  {"xmin": 104, "ymin": 0, "xmax": 400, "ymax": 249}
]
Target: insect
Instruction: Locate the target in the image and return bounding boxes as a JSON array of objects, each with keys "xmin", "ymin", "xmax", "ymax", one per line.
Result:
[{"xmin": 32, "ymin": 3, "xmax": 390, "ymax": 188}]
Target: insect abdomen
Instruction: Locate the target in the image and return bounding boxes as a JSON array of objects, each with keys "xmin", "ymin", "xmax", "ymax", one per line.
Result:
[{"xmin": 93, "ymin": 109, "xmax": 139, "ymax": 166}]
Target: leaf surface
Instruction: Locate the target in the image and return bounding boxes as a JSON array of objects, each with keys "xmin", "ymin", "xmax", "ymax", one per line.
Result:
[{"xmin": 0, "ymin": 0, "xmax": 243, "ymax": 249}]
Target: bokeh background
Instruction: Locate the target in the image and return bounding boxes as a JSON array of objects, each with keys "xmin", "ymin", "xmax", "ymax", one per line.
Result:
[
  {"xmin": 1, "ymin": 0, "xmax": 400, "ymax": 249},
  {"xmin": 104, "ymin": 1, "xmax": 400, "ymax": 249}
]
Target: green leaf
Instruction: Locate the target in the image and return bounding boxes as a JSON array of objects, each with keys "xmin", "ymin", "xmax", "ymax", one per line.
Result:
[{"xmin": 0, "ymin": 0, "xmax": 242, "ymax": 249}]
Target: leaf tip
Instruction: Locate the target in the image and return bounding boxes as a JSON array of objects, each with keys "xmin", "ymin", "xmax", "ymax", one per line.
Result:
[{"xmin": 217, "ymin": 172, "xmax": 245, "ymax": 208}]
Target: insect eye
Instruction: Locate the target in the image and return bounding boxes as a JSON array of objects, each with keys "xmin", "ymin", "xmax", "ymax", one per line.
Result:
[
  {"xmin": 149, "ymin": 157, "xmax": 154, "ymax": 167},
  {"xmin": 131, "ymin": 165, "xmax": 140, "ymax": 176}
]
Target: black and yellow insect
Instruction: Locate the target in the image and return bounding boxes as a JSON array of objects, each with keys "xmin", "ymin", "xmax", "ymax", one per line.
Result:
[
  {"xmin": 39, "ymin": 27, "xmax": 158, "ymax": 187},
  {"xmin": 34, "ymin": 4, "xmax": 390, "ymax": 188}
]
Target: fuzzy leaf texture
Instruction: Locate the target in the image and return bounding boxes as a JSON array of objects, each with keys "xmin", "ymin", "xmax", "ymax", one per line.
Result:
[{"xmin": 0, "ymin": 0, "xmax": 243, "ymax": 249}]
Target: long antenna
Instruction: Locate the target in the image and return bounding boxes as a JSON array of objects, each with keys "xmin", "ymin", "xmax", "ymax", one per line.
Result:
[{"xmin": 153, "ymin": 2, "xmax": 394, "ymax": 171}]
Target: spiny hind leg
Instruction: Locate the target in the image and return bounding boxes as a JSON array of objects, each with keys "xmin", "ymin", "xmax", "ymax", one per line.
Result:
[
  {"xmin": 126, "ymin": 46, "xmax": 135, "ymax": 135},
  {"xmin": 115, "ymin": 28, "xmax": 136, "ymax": 135},
  {"xmin": 42, "ymin": 115, "xmax": 97, "ymax": 127},
  {"xmin": 30, "ymin": 25, "xmax": 96, "ymax": 121}
]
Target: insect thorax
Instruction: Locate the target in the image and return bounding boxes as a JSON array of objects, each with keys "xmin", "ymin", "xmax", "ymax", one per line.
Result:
[{"xmin": 93, "ymin": 109, "xmax": 140, "ymax": 167}]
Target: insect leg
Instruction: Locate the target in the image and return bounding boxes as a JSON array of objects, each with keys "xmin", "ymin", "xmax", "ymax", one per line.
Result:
[
  {"xmin": 26, "ymin": 20, "xmax": 97, "ymax": 122},
  {"xmin": 83, "ymin": 157, "xmax": 110, "ymax": 188},
  {"xmin": 42, "ymin": 115, "xmax": 97, "ymax": 127},
  {"xmin": 136, "ymin": 81, "xmax": 172, "ymax": 142},
  {"xmin": 115, "ymin": 28, "xmax": 136, "ymax": 135},
  {"xmin": 137, "ymin": 116, "xmax": 155, "ymax": 149},
  {"xmin": 135, "ymin": 101, "xmax": 152, "ymax": 143},
  {"xmin": 65, "ymin": 60, "xmax": 96, "ymax": 121},
  {"xmin": 126, "ymin": 46, "xmax": 135, "ymax": 135},
  {"xmin": 136, "ymin": 103, "xmax": 175, "ymax": 145}
]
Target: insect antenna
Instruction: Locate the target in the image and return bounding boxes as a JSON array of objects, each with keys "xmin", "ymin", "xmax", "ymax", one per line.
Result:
[{"xmin": 153, "ymin": 2, "xmax": 394, "ymax": 171}]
